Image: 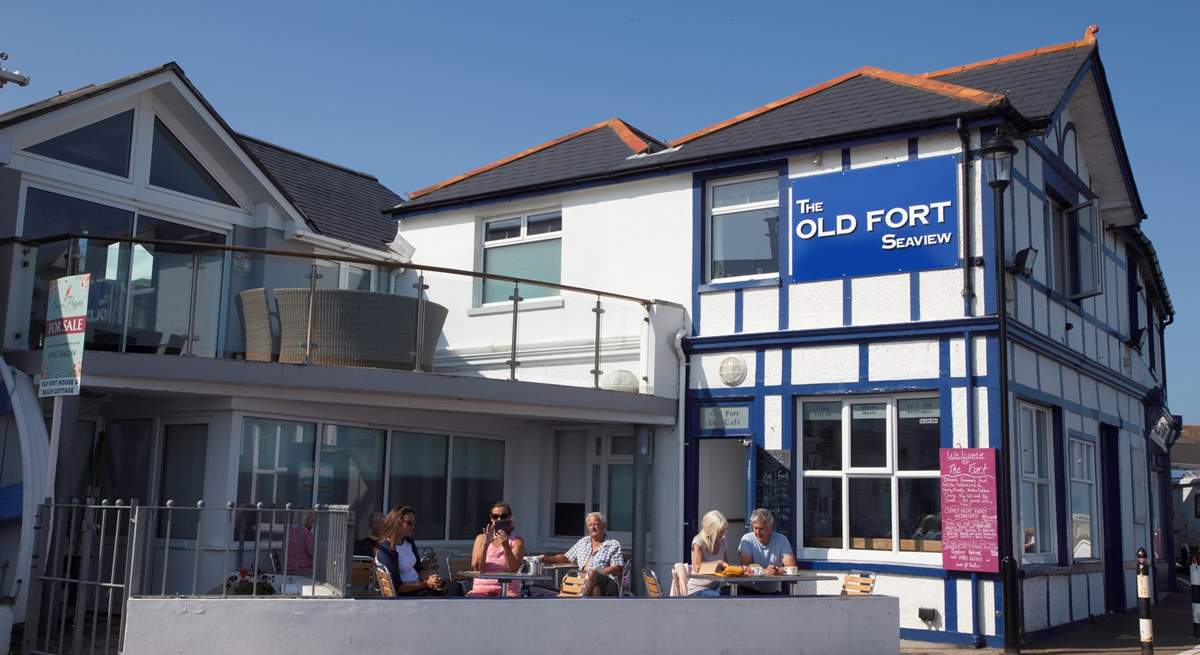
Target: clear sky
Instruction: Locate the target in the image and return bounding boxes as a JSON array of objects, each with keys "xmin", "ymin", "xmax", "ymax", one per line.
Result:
[{"xmin": 3, "ymin": 1, "xmax": 1197, "ymax": 420}]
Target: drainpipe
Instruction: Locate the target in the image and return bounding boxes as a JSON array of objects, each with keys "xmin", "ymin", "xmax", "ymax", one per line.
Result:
[
  {"xmin": 958, "ymin": 118, "xmax": 975, "ymax": 316},
  {"xmin": 673, "ymin": 328, "xmax": 688, "ymax": 563}
]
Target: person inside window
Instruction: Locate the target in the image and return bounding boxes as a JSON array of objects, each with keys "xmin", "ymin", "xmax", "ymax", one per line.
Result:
[
  {"xmin": 286, "ymin": 511, "xmax": 315, "ymax": 576},
  {"xmin": 375, "ymin": 506, "xmax": 461, "ymax": 597},
  {"xmin": 354, "ymin": 512, "xmax": 385, "ymax": 557},
  {"xmin": 738, "ymin": 507, "xmax": 797, "ymax": 595},
  {"xmin": 544, "ymin": 512, "xmax": 624, "ymax": 596},
  {"xmin": 687, "ymin": 510, "xmax": 733, "ymax": 597},
  {"xmin": 466, "ymin": 501, "xmax": 525, "ymax": 597}
]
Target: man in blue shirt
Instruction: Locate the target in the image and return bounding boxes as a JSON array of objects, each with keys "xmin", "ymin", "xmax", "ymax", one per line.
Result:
[{"xmin": 738, "ymin": 508, "xmax": 797, "ymax": 594}]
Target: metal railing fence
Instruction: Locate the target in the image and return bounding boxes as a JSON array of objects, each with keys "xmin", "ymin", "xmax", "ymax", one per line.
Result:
[{"xmin": 22, "ymin": 500, "xmax": 353, "ymax": 655}]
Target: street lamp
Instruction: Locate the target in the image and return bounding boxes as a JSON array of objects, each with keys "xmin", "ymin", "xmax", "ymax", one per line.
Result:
[{"xmin": 982, "ymin": 126, "xmax": 1022, "ymax": 654}]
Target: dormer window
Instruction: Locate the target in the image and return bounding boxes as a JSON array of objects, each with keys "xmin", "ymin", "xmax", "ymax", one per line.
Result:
[
  {"xmin": 25, "ymin": 110, "xmax": 134, "ymax": 177},
  {"xmin": 150, "ymin": 118, "xmax": 237, "ymax": 206}
]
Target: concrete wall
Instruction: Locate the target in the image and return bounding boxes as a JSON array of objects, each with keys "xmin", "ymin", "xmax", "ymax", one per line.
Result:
[{"xmin": 124, "ymin": 595, "xmax": 900, "ymax": 655}]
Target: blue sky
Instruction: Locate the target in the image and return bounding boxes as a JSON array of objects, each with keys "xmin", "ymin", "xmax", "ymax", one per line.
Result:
[{"xmin": 3, "ymin": 1, "xmax": 1197, "ymax": 420}]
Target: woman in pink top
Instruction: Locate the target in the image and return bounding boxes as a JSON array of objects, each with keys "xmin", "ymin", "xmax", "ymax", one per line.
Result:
[{"xmin": 466, "ymin": 501, "xmax": 525, "ymax": 597}]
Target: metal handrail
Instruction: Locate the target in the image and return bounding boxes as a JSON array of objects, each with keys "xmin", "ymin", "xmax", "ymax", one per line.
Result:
[{"xmin": 0, "ymin": 232, "xmax": 658, "ymax": 307}]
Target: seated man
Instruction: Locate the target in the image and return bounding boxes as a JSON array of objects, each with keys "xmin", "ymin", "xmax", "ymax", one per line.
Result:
[
  {"xmin": 544, "ymin": 512, "xmax": 624, "ymax": 596},
  {"xmin": 354, "ymin": 512, "xmax": 386, "ymax": 557},
  {"xmin": 286, "ymin": 512, "xmax": 316, "ymax": 576},
  {"xmin": 738, "ymin": 508, "xmax": 797, "ymax": 595}
]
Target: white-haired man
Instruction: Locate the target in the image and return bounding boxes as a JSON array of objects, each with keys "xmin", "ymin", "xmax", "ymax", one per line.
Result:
[
  {"xmin": 544, "ymin": 512, "xmax": 624, "ymax": 596},
  {"xmin": 738, "ymin": 508, "xmax": 796, "ymax": 594}
]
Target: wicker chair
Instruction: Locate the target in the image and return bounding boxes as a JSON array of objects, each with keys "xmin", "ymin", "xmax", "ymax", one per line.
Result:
[
  {"xmin": 272, "ymin": 289, "xmax": 448, "ymax": 371},
  {"xmin": 238, "ymin": 288, "xmax": 277, "ymax": 362}
]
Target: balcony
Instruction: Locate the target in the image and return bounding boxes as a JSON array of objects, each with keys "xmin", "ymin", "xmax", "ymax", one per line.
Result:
[{"xmin": 3, "ymin": 234, "xmax": 686, "ymax": 398}]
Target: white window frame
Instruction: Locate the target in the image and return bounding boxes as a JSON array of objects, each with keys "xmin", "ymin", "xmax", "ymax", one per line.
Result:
[
  {"xmin": 705, "ymin": 172, "xmax": 780, "ymax": 284},
  {"xmin": 1047, "ymin": 194, "xmax": 1102, "ymax": 300},
  {"xmin": 797, "ymin": 394, "xmax": 942, "ymax": 565},
  {"xmin": 1068, "ymin": 437, "xmax": 1099, "ymax": 562},
  {"xmin": 1015, "ymin": 401, "xmax": 1057, "ymax": 564},
  {"xmin": 548, "ymin": 428, "xmax": 647, "ymax": 546},
  {"xmin": 478, "ymin": 208, "xmax": 562, "ymax": 306}
]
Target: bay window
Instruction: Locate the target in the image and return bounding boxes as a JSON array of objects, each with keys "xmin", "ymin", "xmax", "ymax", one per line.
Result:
[
  {"xmin": 481, "ymin": 210, "xmax": 562, "ymax": 304},
  {"xmin": 800, "ymin": 396, "xmax": 942, "ymax": 557},
  {"xmin": 706, "ymin": 175, "xmax": 779, "ymax": 282}
]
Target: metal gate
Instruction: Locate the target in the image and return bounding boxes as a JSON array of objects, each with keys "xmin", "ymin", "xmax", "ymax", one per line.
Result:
[{"xmin": 22, "ymin": 501, "xmax": 136, "ymax": 655}]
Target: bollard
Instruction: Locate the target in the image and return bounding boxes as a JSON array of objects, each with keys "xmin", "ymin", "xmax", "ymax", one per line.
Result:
[
  {"xmin": 1137, "ymin": 546, "xmax": 1152, "ymax": 655},
  {"xmin": 1191, "ymin": 546, "xmax": 1200, "ymax": 638}
]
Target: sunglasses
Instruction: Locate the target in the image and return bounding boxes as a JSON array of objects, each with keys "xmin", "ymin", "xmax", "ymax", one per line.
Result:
[{"xmin": 490, "ymin": 512, "xmax": 511, "ymax": 520}]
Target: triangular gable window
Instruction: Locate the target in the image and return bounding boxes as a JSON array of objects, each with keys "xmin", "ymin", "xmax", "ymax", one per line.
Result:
[
  {"xmin": 150, "ymin": 117, "xmax": 237, "ymax": 206},
  {"xmin": 25, "ymin": 110, "xmax": 134, "ymax": 177}
]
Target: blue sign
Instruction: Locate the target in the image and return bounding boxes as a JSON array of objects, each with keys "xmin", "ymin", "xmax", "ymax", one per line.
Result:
[{"xmin": 790, "ymin": 156, "xmax": 959, "ymax": 281}]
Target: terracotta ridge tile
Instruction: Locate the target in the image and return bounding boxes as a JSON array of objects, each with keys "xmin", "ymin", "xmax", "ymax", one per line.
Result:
[
  {"xmin": 860, "ymin": 67, "xmax": 1006, "ymax": 106},
  {"xmin": 410, "ymin": 118, "xmax": 651, "ymax": 200},
  {"xmin": 920, "ymin": 24, "xmax": 1099, "ymax": 79},
  {"xmin": 671, "ymin": 67, "xmax": 870, "ymax": 146}
]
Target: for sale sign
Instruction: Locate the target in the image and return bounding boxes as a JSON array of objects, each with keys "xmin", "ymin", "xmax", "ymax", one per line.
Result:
[{"xmin": 38, "ymin": 274, "xmax": 90, "ymax": 397}]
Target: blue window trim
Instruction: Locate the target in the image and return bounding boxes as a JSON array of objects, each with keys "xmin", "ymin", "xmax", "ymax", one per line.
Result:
[{"xmin": 685, "ymin": 316, "xmax": 996, "ymax": 353}]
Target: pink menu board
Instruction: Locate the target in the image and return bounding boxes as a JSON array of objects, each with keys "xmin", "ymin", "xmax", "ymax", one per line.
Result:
[{"xmin": 940, "ymin": 448, "xmax": 1000, "ymax": 573}]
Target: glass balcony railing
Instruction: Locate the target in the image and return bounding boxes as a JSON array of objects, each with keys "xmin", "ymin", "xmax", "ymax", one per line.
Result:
[{"xmin": 5, "ymin": 234, "xmax": 676, "ymax": 393}]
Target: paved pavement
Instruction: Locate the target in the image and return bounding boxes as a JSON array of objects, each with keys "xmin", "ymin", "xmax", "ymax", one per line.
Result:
[{"xmin": 902, "ymin": 591, "xmax": 1200, "ymax": 654}]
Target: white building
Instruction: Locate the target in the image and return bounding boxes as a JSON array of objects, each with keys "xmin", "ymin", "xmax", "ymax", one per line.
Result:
[
  {"xmin": 389, "ymin": 25, "xmax": 1177, "ymax": 648},
  {"xmin": 0, "ymin": 61, "xmax": 686, "ymax": 648}
]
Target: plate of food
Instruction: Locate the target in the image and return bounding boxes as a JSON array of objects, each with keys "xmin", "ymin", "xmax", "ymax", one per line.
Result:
[{"xmin": 718, "ymin": 565, "xmax": 746, "ymax": 577}]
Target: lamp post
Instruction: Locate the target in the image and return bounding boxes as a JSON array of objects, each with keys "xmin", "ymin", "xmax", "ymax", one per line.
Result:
[{"xmin": 983, "ymin": 126, "xmax": 1021, "ymax": 653}]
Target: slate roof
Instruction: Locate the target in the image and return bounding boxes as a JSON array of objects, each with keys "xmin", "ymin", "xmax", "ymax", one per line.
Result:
[
  {"xmin": 406, "ymin": 118, "xmax": 664, "ymax": 206},
  {"xmin": 394, "ymin": 37, "xmax": 1096, "ymax": 214},
  {"xmin": 926, "ymin": 44, "xmax": 1093, "ymax": 121},
  {"xmin": 240, "ymin": 135, "xmax": 401, "ymax": 249},
  {"xmin": 0, "ymin": 62, "xmax": 401, "ymax": 251}
]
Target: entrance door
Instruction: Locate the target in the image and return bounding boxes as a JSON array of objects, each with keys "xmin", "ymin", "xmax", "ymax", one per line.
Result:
[
  {"xmin": 697, "ymin": 439, "xmax": 749, "ymax": 561},
  {"xmin": 1099, "ymin": 423, "xmax": 1125, "ymax": 612}
]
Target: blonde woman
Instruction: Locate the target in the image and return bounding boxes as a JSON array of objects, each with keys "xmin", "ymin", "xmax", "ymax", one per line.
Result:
[{"xmin": 687, "ymin": 510, "xmax": 732, "ymax": 597}]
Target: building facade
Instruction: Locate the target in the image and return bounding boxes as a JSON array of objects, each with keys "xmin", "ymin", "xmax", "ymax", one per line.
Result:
[{"xmin": 391, "ymin": 26, "xmax": 1177, "ymax": 647}]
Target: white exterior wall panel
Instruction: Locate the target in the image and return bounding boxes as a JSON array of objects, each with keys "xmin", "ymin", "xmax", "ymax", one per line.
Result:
[
  {"xmin": 793, "ymin": 345, "xmax": 858, "ymax": 385},
  {"xmin": 788, "ymin": 280, "xmax": 843, "ymax": 329},
  {"xmin": 868, "ymin": 340, "xmax": 938, "ymax": 381},
  {"xmin": 741, "ymin": 287, "xmax": 778, "ymax": 333}
]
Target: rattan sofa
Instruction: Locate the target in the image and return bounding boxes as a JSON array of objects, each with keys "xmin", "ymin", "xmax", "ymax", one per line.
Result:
[{"xmin": 238, "ymin": 287, "xmax": 447, "ymax": 371}]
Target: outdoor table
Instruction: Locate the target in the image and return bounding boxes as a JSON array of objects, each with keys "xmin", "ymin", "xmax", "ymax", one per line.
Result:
[
  {"xmin": 460, "ymin": 571, "xmax": 553, "ymax": 597},
  {"xmin": 688, "ymin": 573, "xmax": 838, "ymax": 596}
]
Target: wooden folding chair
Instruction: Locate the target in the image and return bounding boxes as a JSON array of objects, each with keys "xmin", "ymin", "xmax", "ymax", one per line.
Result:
[
  {"xmin": 351, "ymin": 556, "xmax": 378, "ymax": 598},
  {"xmin": 841, "ymin": 570, "xmax": 876, "ymax": 596},
  {"xmin": 558, "ymin": 569, "xmax": 587, "ymax": 597},
  {"xmin": 643, "ymin": 568, "xmax": 663, "ymax": 598},
  {"xmin": 375, "ymin": 562, "xmax": 397, "ymax": 598}
]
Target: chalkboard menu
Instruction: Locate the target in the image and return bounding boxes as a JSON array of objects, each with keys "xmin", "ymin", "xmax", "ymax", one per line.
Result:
[
  {"xmin": 755, "ymin": 448, "xmax": 792, "ymax": 541},
  {"xmin": 940, "ymin": 448, "xmax": 999, "ymax": 573}
]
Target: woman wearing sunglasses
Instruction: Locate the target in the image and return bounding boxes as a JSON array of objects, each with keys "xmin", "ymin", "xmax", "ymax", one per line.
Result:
[
  {"xmin": 466, "ymin": 501, "xmax": 525, "ymax": 597},
  {"xmin": 375, "ymin": 506, "xmax": 462, "ymax": 597}
]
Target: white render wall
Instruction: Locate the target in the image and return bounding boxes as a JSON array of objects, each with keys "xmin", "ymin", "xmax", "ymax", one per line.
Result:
[{"xmin": 394, "ymin": 174, "xmax": 694, "ymax": 389}]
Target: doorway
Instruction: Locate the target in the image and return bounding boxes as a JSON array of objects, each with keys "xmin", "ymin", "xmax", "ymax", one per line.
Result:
[
  {"xmin": 696, "ymin": 438, "xmax": 749, "ymax": 561},
  {"xmin": 1099, "ymin": 423, "xmax": 1125, "ymax": 612}
]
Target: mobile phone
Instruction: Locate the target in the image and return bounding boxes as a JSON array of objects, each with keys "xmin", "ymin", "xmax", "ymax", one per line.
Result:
[{"xmin": 493, "ymin": 519, "xmax": 514, "ymax": 534}]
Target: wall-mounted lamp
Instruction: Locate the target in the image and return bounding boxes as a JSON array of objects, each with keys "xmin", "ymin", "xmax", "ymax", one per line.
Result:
[
  {"xmin": 1065, "ymin": 321, "xmax": 1075, "ymax": 332},
  {"xmin": 1127, "ymin": 327, "xmax": 1146, "ymax": 352},
  {"xmin": 740, "ymin": 437, "xmax": 753, "ymax": 448},
  {"xmin": 1006, "ymin": 247, "xmax": 1038, "ymax": 278}
]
